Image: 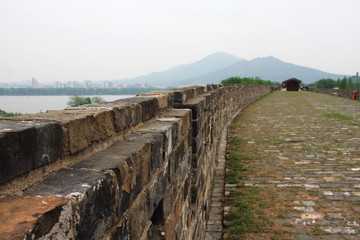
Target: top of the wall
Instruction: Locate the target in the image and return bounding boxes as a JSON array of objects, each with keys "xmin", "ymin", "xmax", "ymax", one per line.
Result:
[{"xmin": 0, "ymin": 85, "xmax": 221, "ymax": 187}]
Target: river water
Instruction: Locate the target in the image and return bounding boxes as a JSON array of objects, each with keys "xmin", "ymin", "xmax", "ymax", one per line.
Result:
[{"xmin": 0, "ymin": 95, "xmax": 134, "ymax": 114}]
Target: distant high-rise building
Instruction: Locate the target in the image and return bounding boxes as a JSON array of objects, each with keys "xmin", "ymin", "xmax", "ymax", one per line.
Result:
[
  {"xmin": 103, "ymin": 81, "xmax": 114, "ymax": 88},
  {"xmin": 32, "ymin": 77, "xmax": 40, "ymax": 88},
  {"xmin": 55, "ymin": 81, "xmax": 63, "ymax": 88},
  {"xmin": 84, "ymin": 80, "xmax": 92, "ymax": 89}
]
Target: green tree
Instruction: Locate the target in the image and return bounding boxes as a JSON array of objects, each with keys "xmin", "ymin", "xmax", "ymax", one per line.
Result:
[
  {"xmin": 336, "ymin": 78, "xmax": 341, "ymax": 88},
  {"xmin": 340, "ymin": 77, "xmax": 348, "ymax": 89},
  {"xmin": 0, "ymin": 109, "xmax": 22, "ymax": 118},
  {"xmin": 315, "ymin": 79, "xmax": 336, "ymax": 88},
  {"xmin": 348, "ymin": 78, "xmax": 353, "ymax": 89},
  {"xmin": 67, "ymin": 96, "xmax": 92, "ymax": 107},
  {"xmin": 221, "ymin": 77, "xmax": 278, "ymax": 86},
  {"xmin": 67, "ymin": 95, "xmax": 105, "ymax": 107},
  {"xmin": 91, "ymin": 96, "xmax": 105, "ymax": 104}
]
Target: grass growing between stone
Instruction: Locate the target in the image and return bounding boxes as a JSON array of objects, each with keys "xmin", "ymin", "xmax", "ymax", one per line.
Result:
[
  {"xmin": 324, "ymin": 113, "xmax": 353, "ymax": 121},
  {"xmin": 223, "ymin": 92, "xmax": 360, "ymax": 239},
  {"xmin": 224, "ymin": 122, "xmax": 293, "ymax": 239},
  {"xmin": 225, "ymin": 185, "xmax": 275, "ymax": 239}
]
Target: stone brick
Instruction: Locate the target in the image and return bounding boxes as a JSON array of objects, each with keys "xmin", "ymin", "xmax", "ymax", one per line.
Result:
[
  {"xmin": 111, "ymin": 102, "xmax": 142, "ymax": 131},
  {"xmin": 109, "ymin": 218, "xmax": 129, "ymax": 240},
  {"xmin": 173, "ymin": 87, "xmax": 196, "ymax": 103},
  {"xmin": 192, "ymin": 133, "xmax": 205, "ymax": 154},
  {"xmin": 0, "ymin": 195, "xmax": 69, "ymax": 240},
  {"xmin": 138, "ymin": 90, "xmax": 175, "ymax": 109},
  {"xmin": 192, "ymin": 118, "xmax": 202, "ymax": 138},
  {"xmin": 128, "ymin": 194, "xmax": 151, "ymax": 239},
  {"xmin": 157, "ymin": 117, "xmax": 182, "ymax": 144},
  {"xmin": 15, "ymin": 109, "xmax": 117, "ymax": 154},
  {"xmin": 74, "ymin": 139, "xmax": 152, "ymax": 206},
  {"xmin": 137, "ymin": 120, "xmax": 177, "ymax": 160},
  {"xmin": 65, "ymin": 101, "xmax": 143, "ymax": 133},
  {"xmin": 174, "ymin": 96, "xmax": 206, "ymax": 120},
  {"xmin": 147, "ymin": 167, "xmax": 170, "ymax": 218},
  {"xmin": 25, "ymin": 168, "xmax": 119, "ymax": 239},
  {"xmin": 117, "ymin": 96, "xmax": 159, "ymax": 122},
  {"xmin": 127, "ymin": 132, "xmax": 164, "ymax": 174},
  {"xmin": 0, "ymin": 120, "xmax": 63, "ymax": 184},
  {"xmin": 169, "ymin": 139, "xmax": 186, "ymax": 178},
  {"xmin": 191, "ymin": 143, "xmax": 205, "ymax": 169},
  {"xmin": 162, "ymin": 109, "xmax": 192, "ymax": 131},
  {"xmin": 180, "ymin": 149, "xmax": 192, "ymax": 181}
]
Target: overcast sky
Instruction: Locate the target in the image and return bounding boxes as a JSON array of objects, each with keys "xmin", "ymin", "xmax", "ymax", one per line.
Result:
[{"xmin": 1, "ymin": 0, "xmax": 359, "ymax": 83}]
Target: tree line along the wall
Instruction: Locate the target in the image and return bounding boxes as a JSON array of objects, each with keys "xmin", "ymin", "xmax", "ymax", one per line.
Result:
[
  {"xmin": 308, "ymin": 77, "xmax": 360, "ymax": 90},
  {"xmin": 221, "ymin": 77, "xmax": 280, "ymax": 86}
]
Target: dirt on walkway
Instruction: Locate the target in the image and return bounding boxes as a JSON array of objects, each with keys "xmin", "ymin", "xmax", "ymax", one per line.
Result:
[{"xmin": 224, "ymin": 92, "xmax": 360, "ymax": 240}]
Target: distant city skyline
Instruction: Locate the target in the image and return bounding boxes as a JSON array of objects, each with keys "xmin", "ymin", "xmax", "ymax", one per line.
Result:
[{"xmin": 1, "ymin": 0, "xmax": 359, "ymax": 83}]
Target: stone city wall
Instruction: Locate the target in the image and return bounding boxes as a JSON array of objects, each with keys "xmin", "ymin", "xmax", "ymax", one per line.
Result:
[
  {"xmin": 308, "ymin": 87, "xmax": 359, "ymax": 101},
  {"xmin": 0, "ymin": 84, "xmax": 271, "ymax": 240}
]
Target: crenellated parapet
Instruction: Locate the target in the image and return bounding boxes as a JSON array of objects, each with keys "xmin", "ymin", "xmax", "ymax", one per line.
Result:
[{"xmin": 0, "ymin": 84, "xmax": 271, "ymax": 240}]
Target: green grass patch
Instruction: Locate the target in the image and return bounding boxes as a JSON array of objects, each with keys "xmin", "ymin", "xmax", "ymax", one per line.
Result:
[
  {"xmin": 225, "ymin": 153, "xmax": 252, "ymax": 183},
  {"xmin": 307, "ymin": 190, "xmax": 319, "ymax": 197},
  {"xmin": 311, "ymin": 224, "xmax": 327, "ymax": 236},
  {"xmin": 225, "ymin": 186, "xmax": 274, "ymax": 238},
  {"xmin": 282, "ymin": 223, "xmax": 294, "ymax": 228},
  {"xmin": 324, "ymin": 113, "xmax": 353, "ymax": 120}
]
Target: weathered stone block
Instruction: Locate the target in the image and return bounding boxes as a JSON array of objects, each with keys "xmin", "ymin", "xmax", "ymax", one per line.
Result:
[
  {"xmin": 173, "ymin": 85, "xmax": 207, "ymax": 103},
  {"xmin": 0, "ymin": 195, "xmax": 70, "ymax": 240},
  {"xmin": 174, "ymin": 96, "xmax": 206, "ymax": 120},
  {"xmin": 127, "ymin": 132, "xmax": 164, "ymax": 174},
  {"xmin": 138, "ymin": 90, "xmax": 175, "ymax": 109},
  {"xmin": 74, "ymin": 139, "xmax": 151, "ymax": 205},
  {"xmin": 173, "ymin": 88, "xmax": 195, "ymax": 103},
  {"xmin": 110, "ymin": 218, "xmax": 129, "ymax": 240},
  {"xmin": 117, "ymin": 96, "xmax": 159, "ymax": 122},
  {"xmin": 10, "ymin": 109, "xmax": 117, "ymax": 154},
  {"xmin": 147, "ymin": 165, "xmax": 170, "ymax": 217},
  {"xmin": 25, "ymin": 168, "xmax": 119, "ymax": 239},
  {"xmin": 137, "ymin": 120, "xmax": 177, "ymax": 160},
  {"xmin": 128, "ymin": 195, "xmax": 151, "ymax": 239},
  {"xmin": 169, "ymin": 139, "xmax": 186, "ymax": 178},
  {"xmin": 157, "ymin": 117, "xmax": 181, "ymax": 146},
  {"xmin": 112, "ymin": 103, "xmax": 142, "ymax": 131},
  {"xmin": 206, "ymin": 85, "xmax": 214, "ymax": 91},
  {"xmin": 191, "ymin": 118, "xmax": 202, "ymax": 137},
  {"xmin": 162, "ymin": 109, "xmax": 192, "ymax": 136},
  {"xmin": 66, "ymin": 101, "xmax": 143, "ymax": 132},
  {"xmin": 180, "ymin": 149, "xmax": 192, "ymax": 181},
  {"xmin": 191, "ymin": 142, "xmax": 205, "ymax": 169},
  {"xmin": 0, "ymin": 120, "xmax": 63, "ymax": 184},
  {"xmin": 191, "ymin": 134, "xmax": 205, "ymax": 154}
]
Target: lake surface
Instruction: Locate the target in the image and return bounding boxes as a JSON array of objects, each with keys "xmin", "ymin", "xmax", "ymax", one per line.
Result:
[{"xmin": 0, "ymin": 95, "xmax": 134, "ymax": 114}]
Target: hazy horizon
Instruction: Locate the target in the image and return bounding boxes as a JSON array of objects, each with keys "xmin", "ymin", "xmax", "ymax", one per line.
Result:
[{"xmin": 1, "ymin": 0, "xmax": 359, "ymax": 83}]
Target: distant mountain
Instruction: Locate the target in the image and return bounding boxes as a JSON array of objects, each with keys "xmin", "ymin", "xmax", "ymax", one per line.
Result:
[
  {"xmin": 114, "ymin": 52, "xmax": 242, "ymax": 87},
  {"xmin": 179, "ymin": 56, "xmax": 344, "ymax": 85},
  {"xmin": 115, "ymin": 53, "xmax": 346, "ymax": 87}
]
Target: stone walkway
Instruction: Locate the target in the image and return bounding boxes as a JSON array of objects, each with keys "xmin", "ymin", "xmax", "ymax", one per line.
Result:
[
  {"xmin": 219, "ymin": 92, "xmax": 360, "ymax": 239},
  {"xmin": 206, "ymin": 124, "xmax": 227, "ymax": 240}
]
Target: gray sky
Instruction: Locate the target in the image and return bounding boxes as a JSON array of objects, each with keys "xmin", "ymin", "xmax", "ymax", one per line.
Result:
[{"xmin": 1, "ymin": 0, "xmax": 359, "ymax": 83}]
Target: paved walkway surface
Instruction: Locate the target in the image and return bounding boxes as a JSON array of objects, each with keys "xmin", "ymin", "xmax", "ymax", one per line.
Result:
[
  {"xmin": 210, "ymin": 91, "xmax": 360, "ymax": 240},
  {"xmin": 206, "ymin": 122, "xmax": 228, "ymax": 240}
]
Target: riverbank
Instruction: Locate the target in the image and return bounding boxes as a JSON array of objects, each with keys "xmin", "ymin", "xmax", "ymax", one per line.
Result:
[{"xmin": 0, "ymin": 95, "xmax": 133, "ymax": 114}]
